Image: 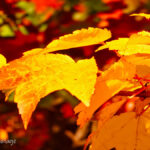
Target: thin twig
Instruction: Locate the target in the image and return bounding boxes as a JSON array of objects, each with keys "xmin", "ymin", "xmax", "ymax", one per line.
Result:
[{"xmin": 117, "ymin": 90, "xmax": 150, "ymax": 97}]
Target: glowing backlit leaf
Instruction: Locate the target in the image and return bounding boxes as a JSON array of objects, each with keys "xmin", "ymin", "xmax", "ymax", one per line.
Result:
[
  {"xmin": 91, "ymin": 109, "xmax": 150, "ymax": 150},
  {"xmin": 0, "ymin": 54, "xmax": 98, "ymax": 129},
  {"xmin": 138, "ymin": 31, "xmax": 150, "ymax": 36},
  {"xmin": 128, "ymin": 32, "xmax": 150, "ymax": 45},
  {"xmin": 96, "ymin": 38, "xmax": 128, "ymax": 53},
  {"xmin": 96, "ymin": 31, "xmax": 150, "ymax": 56},
  {"xmin": 46, "ymin": 28, "xmax": 111, "ymax": 51},
  {"xmin": 123, "ymin": 45, "xmax": 150, "ymax": 55},
  {"xmin": 119, "ymin": 32, "xmax": 150, "ymax": 55},
  {"xmin": 75, "ymin": 58, "xmax": 136, "ymax": 127},
  {"xmin": 24, "ymin": 27, "xmax": 111, "ymax": 56},
  {"xmin": 131, "ymin": 13, "xmax": 150, "ymax": 19}
]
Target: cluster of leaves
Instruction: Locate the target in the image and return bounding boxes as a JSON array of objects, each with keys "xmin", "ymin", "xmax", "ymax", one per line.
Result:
[
  {"xmin": 1, "ymin": 13, "xmax": 150, "ymax": 150},
  {"xmin": 1, "ymin": 0, "xmax": 150, "ymax": 64}
]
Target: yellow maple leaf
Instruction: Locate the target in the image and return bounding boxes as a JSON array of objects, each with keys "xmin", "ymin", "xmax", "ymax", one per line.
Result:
[
  {"xmin": 95, "ymin": 38, "xmax": 129, "ymax": 54},
  {"xmin": 124, "ymin": 45, "xmax": 150, "ymax": 55},
  {"xmin": 0, "ymin": 54, "xmax": 7, "ymax": 68},
  {"xmin": 24, "ymin": 27, "xmax": 111, "ymax": 56},
  {"xmin": 91, "ymin": 108, "xmax": 150, "ymax": 150},
  {"xmin": 96, "ymin": 31, "xmax": 150, "ymax": 56},
  {"xmin": 119, "ymin": 32, "xmax": 150, "ymax": 55},
  {"xmin": 0, "ymin": 54, "xmax": 98, "ymax": 129},
  {"xmin": 75, "ymin": 58, "xmax": 136, "ymax": 127},
  {"xmin": 131, "ymin": 13, "xmax": 150, "ymax": 19}
]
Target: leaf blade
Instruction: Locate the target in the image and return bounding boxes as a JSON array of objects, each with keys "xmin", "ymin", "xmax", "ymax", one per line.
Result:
[
  {"xmin": 24, "ymin": 27, "xmax": 111, "ymax": 56},
  {"xmin": 0, "ymin": 53, "xmax": 98, "ymax": 129}
]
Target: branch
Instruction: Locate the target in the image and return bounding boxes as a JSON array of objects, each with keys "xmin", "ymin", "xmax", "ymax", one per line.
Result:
[{"xmin": 117, "ymin": 90, "xmax": 150, "ymax": 97}]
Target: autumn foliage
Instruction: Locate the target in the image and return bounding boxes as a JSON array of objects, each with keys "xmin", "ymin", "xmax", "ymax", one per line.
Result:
[{"xmin": 1, "ymin": 1, "xmax": 150, "ymax": 149}]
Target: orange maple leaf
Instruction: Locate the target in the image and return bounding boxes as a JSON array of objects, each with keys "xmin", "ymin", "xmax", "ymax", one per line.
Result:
[
  {"xmin": 0, "ymin": 54, "xmax": 98, "ymax": 129},
  {"xmin": 75, "ymin": 58, "xmax": 136, "ymax": 127},
  {"xmin": 96, "ymin": 97, "xmax": 126, "ymax": 129},
  {"xmin": 91, "ymin": 109, "xmax": 150, "ymax": 150}
]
